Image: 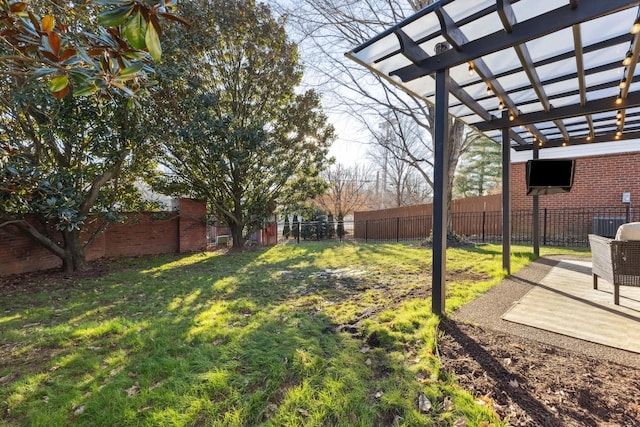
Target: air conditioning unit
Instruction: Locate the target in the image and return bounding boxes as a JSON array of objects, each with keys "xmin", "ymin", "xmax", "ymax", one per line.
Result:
[{"xmin": 592, "ymin": 217, "xmax": 626, "ymax": 238}]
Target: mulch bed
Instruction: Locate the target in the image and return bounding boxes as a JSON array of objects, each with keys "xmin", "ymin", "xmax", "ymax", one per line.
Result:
[{"xmin": 438, "ymin": 319, "xmax": 640, "ymax": 426}]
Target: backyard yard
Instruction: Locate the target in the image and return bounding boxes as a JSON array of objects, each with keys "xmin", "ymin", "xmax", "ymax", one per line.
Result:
[{"xmin": 1, "ymin": 242, "xmax": 638, "ymax": 426}]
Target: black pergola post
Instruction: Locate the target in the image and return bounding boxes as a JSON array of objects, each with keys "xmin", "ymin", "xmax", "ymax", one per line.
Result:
[
  {"xmin": 532, "ymin": 143, "xmax": 540, "ymax": 257},
  {"xmin": 432, "ymin": 46, "xmax": 450, "ymax": 316},
  {"xmin": 502, "ymin": 113, "xmax": 511, "ymax": 274}
]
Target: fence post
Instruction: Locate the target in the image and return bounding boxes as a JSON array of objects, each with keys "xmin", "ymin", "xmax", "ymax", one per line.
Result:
[
  {"xmin": 365, "ymin": 220, "xmax": 368, "ymax": 243},
  {"xmin": 482, "ymin": 211, "xmax": 486, "ymax": 243},
  {"xmin": 396, "ymin": 217, "xmax": 400, "ymax": 242},
  {"xmin": 543, "ymin": 208, "xmax": 548, "ymax": 246},
  {"xmin": 297, "ymin": 222, "xmax": 300, "ymax": 244},
  {"xmin": 626, "ymin": 204, "xmax": 631, "ymax": 223}
]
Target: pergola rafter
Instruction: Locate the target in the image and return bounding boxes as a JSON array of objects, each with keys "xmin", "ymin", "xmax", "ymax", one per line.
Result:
[{"xmin": 346, "ymin": 0, "xmax": 640, "ymax": 314}]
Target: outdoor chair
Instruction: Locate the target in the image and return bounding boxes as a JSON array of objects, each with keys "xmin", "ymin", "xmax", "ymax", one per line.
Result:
[{"xmin": 589, "ymin": 233, "xmax": 640, "ymax": 305}]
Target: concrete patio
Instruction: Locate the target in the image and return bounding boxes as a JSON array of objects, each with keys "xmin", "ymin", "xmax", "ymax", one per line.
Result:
[{"xmin": 453, "ymin": 255, "xmax": 640, "ymax": 367}]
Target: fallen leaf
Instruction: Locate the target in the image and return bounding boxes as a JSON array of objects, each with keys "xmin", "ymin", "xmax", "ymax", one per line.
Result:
[
  {"xmin": 127, "ymin": 372, "xmax": 137, "ymax": 378},
  {"xmin": 349, "ymin": 412, "xmax": 358, "ymax": 424},
  {"xmin": 297, "ymin": 408, "xmax": 309, "ymax": 416},
  {"xmin": 213, "ymin": 339, "xmax": 223, "ymax": 346},
  {"xmin": 0, "ymin": 373, "xmax": 14, "ymax": 384},
  {"xmin": 42, "ymin": 396, "xmax": 49, "ymax": 403},
  {"xmin": 454, "ymin": 418, "xmax": 467, "ymax": 427},
  {"xmin": 22, "ymin": 322, "xmax": 41, "ymax": 328},
  {"xmin": 443, "ymin": 396, "xmax": 453, "ymax": 411},
  {"xmin": 74, "ymin": 405, "xmax": 86, "ymax": 416},
  {"xmin": 267, "ymin": 403, "xmax": 278, "ymax": 413},
  {"xmin": 509, "ymin": 379, "xmax": 520, "ymax": 388},
  {"xmin": 375, "ymin": 391, "xmax": 384, "ymax": 399},
  {"xmin": 415, "ymin": 372, "xmax": 427, "ymax": 383},
  {"xmin": 87, "ymin": 346, "xmax": 102, "ymax": 351},
  {"xmin": 360, "ymin": 345, "xmax": 370, "ymax": 354},
  {"xmin": 477, "ymin": 395, "xmax": 493, "ymax": 406},
  {"xmin": 418, "ymin": 392, "xmax": 432, "ymax": 413},
  {"xmin": 149, "ymin": 380, "xmax": 164, "ymax": 391},
  {"xmin": 127, "ymin": 382, "xmax": 140, "ymax": 397},
  {"xmin": 365, "ymin": 358, "xmax": 372, "ymax": 366},
  {"xmin": 138, "ymin": 406, "xmax": 153, "ymax": 413},
  {"xmin": 110, "ymin": 367, "xmax": 124, "ymax": 376}
]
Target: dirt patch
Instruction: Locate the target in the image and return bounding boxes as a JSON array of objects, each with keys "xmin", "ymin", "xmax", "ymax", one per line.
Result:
[
  {"xmin": 0, "ymin": 259, "xmax": 115, "ymax": 295},
  {"xmin": 438, "ymin": 319, "xmax": 640, "ymax": 426}
]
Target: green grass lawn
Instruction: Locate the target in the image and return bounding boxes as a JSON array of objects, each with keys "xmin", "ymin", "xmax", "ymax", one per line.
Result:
[{"xmin": 0, "ymin": 242, "xmax": 588, "ymax": 426}]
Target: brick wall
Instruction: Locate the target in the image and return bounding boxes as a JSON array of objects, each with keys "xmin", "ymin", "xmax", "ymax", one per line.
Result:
[
  {"xmin": 0, "ymin": 198, "xmax": 206, "ymax": 276},
  {"xmin": 511, "ymin": 151, "xmax": 640, "ymax": 211},
  {"xmin": 178, "ymin": 198, "xmax": 207, "ymax": 253},
  {"xmin": 352, "ymin": 151, "xmax": 640, "ymax": 240}
]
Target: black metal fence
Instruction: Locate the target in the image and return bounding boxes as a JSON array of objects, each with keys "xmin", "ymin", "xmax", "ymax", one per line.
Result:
[
  {"xmin": 275, "ymin": 206, "xmax": 635, "ymax": 247},
  {"xmin": 349, "ymin": 206, "xmax": 636, "ymax": 246}
]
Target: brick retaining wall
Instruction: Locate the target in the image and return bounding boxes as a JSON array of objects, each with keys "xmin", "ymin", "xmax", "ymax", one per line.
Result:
[{"xmin": 0, "ymin": 198, "xmax": 206, "ymax": 276}]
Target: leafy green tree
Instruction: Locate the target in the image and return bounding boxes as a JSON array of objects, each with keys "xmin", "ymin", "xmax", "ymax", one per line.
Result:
[
  {"xmin": 0, "ymin": 0, "xmax": 183, "ymax": 99},
  {"xmin": 0, "ymin": 0, "xmax": 182, "ymax": 273},
  {"xmin": 154, "ymin": 0, "xmax": 334, "ymax": 250},
  {"xmin": 454, "ymin": 136, "xmax": 502, "ymax": 198}
]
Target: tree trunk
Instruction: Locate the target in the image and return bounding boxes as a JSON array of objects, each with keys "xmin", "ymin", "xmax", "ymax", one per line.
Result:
[
  {"xmin": 62, "ymin": 229, "xmax": 90, "ymax": 273},
  {"xmin": 229, "ymin": 222, "xmax": 246, "ymax": 251}
]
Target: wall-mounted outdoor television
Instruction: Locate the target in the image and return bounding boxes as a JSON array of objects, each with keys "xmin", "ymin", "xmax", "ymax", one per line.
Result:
[{"xmin": 526, "ymin": 159, "xmax": 576, "ymax": 196}]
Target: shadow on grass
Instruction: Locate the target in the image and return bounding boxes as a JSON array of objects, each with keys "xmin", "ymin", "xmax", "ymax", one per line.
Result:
[{"xmin": 0, "ymin": 242, "xmax": 442, "ymax": 426}]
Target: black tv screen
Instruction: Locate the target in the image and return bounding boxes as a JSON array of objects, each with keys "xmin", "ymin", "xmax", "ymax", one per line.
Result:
[{"xmin": 526, "ymin": 159, "xmax": 575, "ymax": 196}]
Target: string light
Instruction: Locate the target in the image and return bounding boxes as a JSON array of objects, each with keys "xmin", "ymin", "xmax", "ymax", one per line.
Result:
[
  {"xmin": 486, "ymin": 86, "xmax": 492, "ymax": 96},
  {"xmin": 617, "ymin": 111, "xmax": 623, "ymax": 119},
  {"xmin": 632, "ymin": 17, "xmax": 640, "ymax": 35},
  {"xmin": 616, "ymin": 92, "xmax": 623, "ymax": 105},
  {"xmin": 468, "ymin": 63, "xmax": 474, "ymax": 76},
  {"xmin": 498, "ymin": 100, "xmax": 504, "ymax": 110},
  {"xmin": 562, "ymin": 141, "xmax": 567, "ymax": 147},
  {"xmin": 617, "ymin": 118, "xmax": 623, "ymax": 126},
  {"xmin": 620, "ymin": 78, "xmax": 628, "ymax": 89},
  {"xmin": 623, "ymin": 50, "xmax": 632, "ymax": 66},
  {"xmin": 586, "ymin": 135, "xmax": 592, "ymax": 142}
]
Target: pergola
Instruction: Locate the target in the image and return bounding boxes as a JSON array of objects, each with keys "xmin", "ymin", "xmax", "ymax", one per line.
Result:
[{"xmin": 345, "ymin": 0, "xmax": 640, "ymax": 315}]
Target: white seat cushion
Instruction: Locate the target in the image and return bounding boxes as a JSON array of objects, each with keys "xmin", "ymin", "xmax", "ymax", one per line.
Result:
[{"xmin": 615, "ymin": 222, "xmax": 640, "ymax": 241}]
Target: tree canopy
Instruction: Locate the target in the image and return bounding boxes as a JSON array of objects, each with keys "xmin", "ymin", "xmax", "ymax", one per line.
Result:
[
  {"xmin": 0, "ymin": 0, "xmax": 182, "ymax": 272},
  {"xmin": 454, "ymin": 136, "xmax": 502, "ymax": 198},
  {"xmin": 153, "ymin": 0, "xmax": 334, "ymax": 249}
]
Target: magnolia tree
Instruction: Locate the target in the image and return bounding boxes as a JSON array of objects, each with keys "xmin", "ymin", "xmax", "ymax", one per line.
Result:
[
  {"xmin": 152, "ymin": 0, "xmax": 334, "ymax": 250},
  {"xmin": 0, "ymin": 0, "xmax": 184, "ymax": 273}
]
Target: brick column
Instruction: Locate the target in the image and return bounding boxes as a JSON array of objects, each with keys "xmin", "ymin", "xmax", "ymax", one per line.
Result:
[{"xmin": 178, "ymin": 198, "xmax": 207, "ymax": 253}]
